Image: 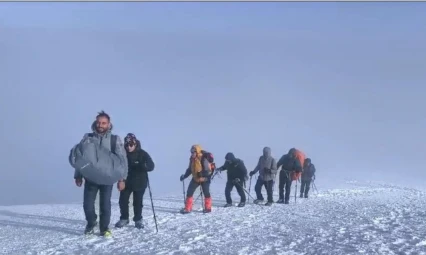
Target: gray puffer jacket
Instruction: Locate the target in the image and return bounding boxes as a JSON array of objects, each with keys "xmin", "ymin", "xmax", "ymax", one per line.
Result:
[
  {"xmin": 251, "ymin": 147, "xmax": 277, "ymax": 181},
  {"xmin": 69, "ymin": 121, "xmax": 128, "ymax": 185}
]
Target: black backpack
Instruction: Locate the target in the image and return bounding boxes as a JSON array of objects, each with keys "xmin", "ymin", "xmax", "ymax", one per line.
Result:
[{"xmin": 87, "ymin": 133, "xmax": 117, "ymax": 154}]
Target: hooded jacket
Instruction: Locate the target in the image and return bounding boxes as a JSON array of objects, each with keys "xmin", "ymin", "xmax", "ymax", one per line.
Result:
[
  {"xmin": 183, "ymin": 145, "xmax": 212, "ymax": 183},
  {"xmin": 125, "ymin": 140, "xmax": 155, "ymax": 190},
  {"xmin": 69, "ymin": 121, "xmax": 128, "ymax": 185},
  {"xmin": 277, "ymin": 148, "xmax": 305, "ymax": 180},
  {"xmin": 219, "ymin": 153, "xmax": 248, "ymax": 181},
  {"xmin": 252, "ymin": 147, "xmax": 278, "ymax": 181},
  {"xmin": 301, "ymin": 159, "xmax": 316, "ymax": 181}
]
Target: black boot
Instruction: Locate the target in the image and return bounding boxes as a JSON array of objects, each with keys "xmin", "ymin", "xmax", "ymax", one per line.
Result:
[{"xmin": 84, "ymin": 221, "xmax": 98, "ymax": 235}]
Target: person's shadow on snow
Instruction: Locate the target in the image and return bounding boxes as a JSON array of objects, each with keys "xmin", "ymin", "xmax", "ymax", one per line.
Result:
[{"xmin": 0, "ymin": 210, "xmax": 84, "ymax": 236}]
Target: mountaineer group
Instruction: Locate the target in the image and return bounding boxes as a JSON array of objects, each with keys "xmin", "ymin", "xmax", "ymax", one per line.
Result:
[{"xmin": 69, "ymin": 111, "xmax": 317, "ymax": 236}]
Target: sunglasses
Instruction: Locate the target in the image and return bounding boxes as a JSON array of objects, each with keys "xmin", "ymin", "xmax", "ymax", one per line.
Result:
[{"xmin": 126, "ymin": 143, "xmax": 136, "ymax": 148}]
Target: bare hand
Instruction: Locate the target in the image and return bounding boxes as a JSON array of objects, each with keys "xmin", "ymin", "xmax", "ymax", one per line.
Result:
[
  {"xmin": 117, "ymin": 181, "xmax": 125, "ymax": 191},
  {"xmin": 75, "ymin": 178, "xmax": 83, "ymax": 187}
]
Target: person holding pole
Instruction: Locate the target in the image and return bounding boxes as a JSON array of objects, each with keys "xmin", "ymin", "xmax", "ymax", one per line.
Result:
[{"xmin": 115, "ymin": 133, "xmax": 155, "ymax": 229}]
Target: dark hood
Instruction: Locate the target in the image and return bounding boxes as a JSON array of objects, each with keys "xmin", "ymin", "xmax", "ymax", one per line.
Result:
[{"xmin": 225, "ymin": 152, "xmax": 236, "ymax": 162}]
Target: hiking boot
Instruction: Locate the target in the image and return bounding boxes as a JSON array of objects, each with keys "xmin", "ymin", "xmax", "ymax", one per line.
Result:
[
  {"xmin": 276, "ymin": 199, "xmax": 284, "ymax": 204},
  {"xmin": 204, "ymin": 197, "xmax": 212, "ymax": 213},
  {"xmin": 253, "ymin": 199, "xmax": 264, "ymax": 204},
  {"xmin": 237, "ymin": 202, "xmax": 245, "ymax": 207},
  {"xmin": 115, "ymin": 219, "xmax": 129, "ymax": 228},
  {"xmin": 224, "ymin": 203, "xmax": 233, "ymax": 208},
  {"xmin": 300, "ymin": 193, "xmax": 303, "ymax": 198},
  {"xmin": 100, "ymin": 229, "xmax": 112, "ymax": 237},
  {"xmin": 304, "ymin": 194, "xmax": 308, "ymax": 198},
  {"xmin": 84, "ymin": 221, "xmax": 97, "ymax": 235},
  {"xmin": 180, "ymin": 208, "xmax": 191, "ymax": 214},
  {"xmin": 284, "ymin": 200, "xmax": 289, "ymax": 204},
  {"xmin": 135, "ymin": 220, "xmax": 144, "ymax": 229},
  {"xmin": 181, "ymin": 196, "xmax": 193, "ymax": 214},
  {"xmin": 265, "ymin": 202, "xmax": 273, "ymax": 206}
]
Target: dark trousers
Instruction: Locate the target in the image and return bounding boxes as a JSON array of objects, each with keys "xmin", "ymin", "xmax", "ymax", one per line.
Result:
[
  {"xmin": 186, "ymin": 179, "xmax": 211, "ymax": 198},
  {"xmin": 119, "ymin": 182, "xmax": 147, "ymax": 222},
  {"xmin": 254, "ymin": 178, "xmax": 274, "ymax": 203},
  {"xmin": 225, "ymin": 180, "xmax": 246, "ymax": 204},
  {"xmin": 300, "ymin": 180, "xmax": 311, "ymax": 197},
  {"xmin": 83, "ymin": 180, "xmax": 113, "ymax": 232},
  {"xmin": 278, "ymin": 170, "xmax": 292, "ymax": 202}
]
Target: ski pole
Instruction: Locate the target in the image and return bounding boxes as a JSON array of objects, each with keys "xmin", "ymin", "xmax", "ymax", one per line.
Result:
[
  {"xmin": 147, "ymin": 175, "xmax": 159, "ymax": 233},
  {"xmin": 248, "ymin": 176, "xmax": 252, "ymax": 203},
  {"xmin": 211, "ymin": 171, "xmax": 218, "ymax": 180},
  {"xmin": 294, "ymin": 174, "xmax": 298, "ymax": 204},
  {"xmin": 200, "ymin": 186, "xmax": 205, "ymax": 213},
  {"xmin": 235, "ymin": 181, "xmax": 263, "ymax": 209},
  {"xmin": 312, "ymin": 180, "xmax": 319, "ymax": 193},
  {"xmin": 194, "ymin": 191, "xmax": 202, "ymax": 203},
  {"xmin": 182, "ymin": 179, "xmax": 186, "ymax": 204}
]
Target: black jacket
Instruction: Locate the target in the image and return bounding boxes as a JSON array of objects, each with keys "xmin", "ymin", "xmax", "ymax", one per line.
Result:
[
  {"xmin": 219, "ymin": 153, "xmax": 248, "ymax": 181},
  {"xmin": 125, "ymin": 143, "xmax": 155, "ymax": 191},
  {"xmin": 301, "ymin": 163, "xmax": 316, "ymax": 181},
  {"xmin": 277, "ymin": 154, "xmax": 302, "ymax": 172}
]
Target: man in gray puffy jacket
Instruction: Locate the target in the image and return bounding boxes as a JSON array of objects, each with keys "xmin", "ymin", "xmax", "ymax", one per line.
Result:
[
  {"xmin": 69, "ymin": 111, "xmax": 128, "ymax": 237},
  {"xmin": 249, "ymin": 147, "xmax": 277, "ymax": 206}
]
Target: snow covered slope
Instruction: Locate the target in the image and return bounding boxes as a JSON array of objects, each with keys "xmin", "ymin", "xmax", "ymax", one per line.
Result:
[{"xmin": 0, "ymin": 181, "xmax": 425, "ymax": 255}]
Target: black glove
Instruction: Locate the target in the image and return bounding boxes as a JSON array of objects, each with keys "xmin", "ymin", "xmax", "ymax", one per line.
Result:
[
  {"xmin": 217, "ymin": 166, "xmax": 224, "ymax": 172},
  {"xmin": 180, "ymin": 174, "xmax": 185, "ymax": 181},
  {"xmin": 249, "ymin": 171, "xmax": 255, "ymax": 177}
]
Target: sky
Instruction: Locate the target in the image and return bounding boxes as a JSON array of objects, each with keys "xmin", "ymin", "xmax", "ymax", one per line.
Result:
[{"xmin": 0, "ymin": 2, "xmax": 425, "ymax": 206}]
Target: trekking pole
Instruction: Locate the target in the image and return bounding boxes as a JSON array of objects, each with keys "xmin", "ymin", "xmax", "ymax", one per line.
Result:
[
  {"xmin": 194, "ymin": 192, "xmax": 202, "ymax": 203},
  {"xmin": 294, "ymin": 175, "xmax": 298, "ymax": 204},
  {"xmin": 147, "ymin": 175, "xmax": 159, "ymax": 233},
  {"xmin": 312, "ymin": 180, "xmax": 319, "ymax": 193},
  {"xmin": 211, "ymin": 171, "xmax": 218, "ymax": 180},
  {"xmin": 235, "ymin": 181, "xmax": 263, "ymax": 209},
  {"xmin": 248, "ymin": 176, "xmax": 252, "ymax": 203},
  {"xmin": 182, "ymin": 179, "xmax": 186, "ymax": 204},
  {"xmin": 200, "ymin": 187, "xmax": 205, "ymax": 213}
]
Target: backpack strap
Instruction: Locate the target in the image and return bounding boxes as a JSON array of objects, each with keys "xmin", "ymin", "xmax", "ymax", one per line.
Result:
[
  {"xmin": 86, "ymin": 133, "xmax": 117, "ymax": 154},
  {"xmin": 110, "ymin": 135, "xmax": 117, "ymax": 154}
]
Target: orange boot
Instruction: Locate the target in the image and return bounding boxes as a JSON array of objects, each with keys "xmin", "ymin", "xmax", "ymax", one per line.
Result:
[
  {"xmin": 204, "ymin": 197, "xmax": 212, "ymax": 213},
  {"xmin": 180, "ymin": 196, "xmax": 193, "ymax": 214}
]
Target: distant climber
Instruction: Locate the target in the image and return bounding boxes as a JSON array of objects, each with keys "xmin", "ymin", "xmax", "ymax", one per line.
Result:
[{"xmin": 300, "ymin": 158, "xmax": 316, "ymax": 198}]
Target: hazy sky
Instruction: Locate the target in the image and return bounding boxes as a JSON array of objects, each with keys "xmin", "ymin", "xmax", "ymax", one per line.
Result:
[{"xmin": 1, "ymin": 2, "xmax": 425, "ymax": 205}]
